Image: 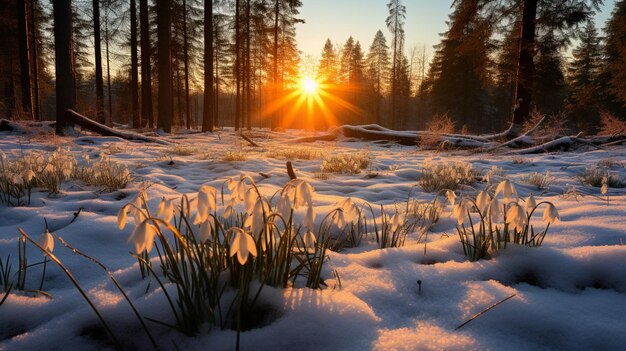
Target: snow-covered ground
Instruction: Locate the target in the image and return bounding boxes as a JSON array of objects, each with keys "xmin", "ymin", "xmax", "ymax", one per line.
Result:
[{"xmin": 1, "ymin": 127, "xmax": 625, "ymax": 351}]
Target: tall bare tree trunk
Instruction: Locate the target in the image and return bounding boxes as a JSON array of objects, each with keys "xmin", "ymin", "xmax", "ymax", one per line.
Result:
[
  {"xmin": 202, "ymin": 0, "xmax": 214, "ymax": 132},
  {"xmin": 183, "ymin": 0, "xmax": 191, "ymax": 129},
  {"xmin": 30, "ymin": 0, "xmax": 40, "ymax": 121},
  {"xmin": 272, "ymin": 0, "xmax": 279, "ymax": 130},
  {"xmin": 140, "ymin": 0, "xmax": 153, "ymax": 128},
  {"xmin": 17, "ymin": 0, "xmax": 32, "ymax": 118},
  {"xmin": 157, "ymin": 0, "xmax": 172, "ymax": 132},
  {"xmin": 53, "ymin": 0, "xmax": 75, "ymax": 134},
  {"xmin": 510, "ymin": 0, "xmax": 537, "ymax": 137},
  {"xmin": 93, "ymin": 0, "xmax": 104, "ymax": 123},
  {"xmin": 130, "ymin": 0, "xmax": 140, "ymax": 128},
  {"xmin": 235, "ymin": 0, "xmax": 241, "ymax": 130},
  {"xmin": 104, "ymin": 9, "xmax": 112, "ymax": 124},
  {"xmin": 245, "ymin": 0, "xmax": 251, "ymax": 130}
]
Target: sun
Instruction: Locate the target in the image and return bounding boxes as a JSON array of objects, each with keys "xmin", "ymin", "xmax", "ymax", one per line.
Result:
[{"xmin": 300, "ymin": 76, "xmax": 319, "ymax": 95}]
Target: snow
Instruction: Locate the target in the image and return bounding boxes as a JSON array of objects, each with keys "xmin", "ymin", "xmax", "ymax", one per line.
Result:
[{"xmin": 1, "ymin": 127, "xmax": 625, "ymax": 350}]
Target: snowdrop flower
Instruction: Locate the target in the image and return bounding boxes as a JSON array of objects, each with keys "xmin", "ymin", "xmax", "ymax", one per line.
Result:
[
  {"xmin": 38, "ymin": 229, "xmax": 54, "ymax": 252},
  {"xmin": 525, "ymin": 194, "xmax": 537, "ymax": 214},
  {"xmin": 334, "ymin": 198, "xmax": 358, "ymax": 227},
  {"xmin": 117, "ymin": 205, "xmax": 129, "ymax": 230},
  {"xmin": 304, "ymin": 205, "xmax": 316, "ymax": 232},
  {"xmin": 488, "ymin": 196, "xmax": 503, "ymax": 223},
  {"xmin": 128, "ymin": 220, "xmax": 158, "ymax": 254},
  {"xmin": 389, "ymin": 212, "xmax": 403, "ymax": 233},
  {"xmin": 476, "ymin": 191, "xmax": 490, "ymax": 215},
  {"xmin": 244, "ymin": 198, "xmax": 270, "ymax": 237},
  {"xmin": 227, "ymin": 176, "xmax": 251, "ymax": 202},
  {"xmin": 198, "ymin": 217, "xmax": 215, "ymax": 242},
  {"xmin": 294, "ymin": 180, "xmax": 315, "ymax": 209},
  {"xmin": 495, "ymin": 179, "xmax": 518, "ymax": 204},
  {"xmin": 303, "ymin": 230, "xmax": 317, "ymax": 253},
  {"xmin": 506, "ymin": 203, "xmax": 526, "ymax": 232},
  {"xmin": 542, "ymin": 203, "xmax": 560, "ymax": 224},
  {"xmin": 244, "ymin": 188, "xmax": 258, "ymax": 213},
  {"xmin": 276, "ymin": 194, "xmax": 292, "ymax": 220},
  {"xmin": 453, "ymin": 198, "xmax": 469, "ymax": 225},
  {"xmin": 229, "ymin": 227, "xmax": 257, "ymax": 265},
  {"xmin": 446, "ymin": 190, "xmax": 456, "ymax": 206},
  {"xmin": 195, "ymin": 185, "xmax": 217, "ymax": 224},
  {"xmin": 223, "ymin": 199, "xmax": 236, "ymax": 219},
  {"xmin": 157, "ymin": 197, "xmax": 176, "ymax": 224}
]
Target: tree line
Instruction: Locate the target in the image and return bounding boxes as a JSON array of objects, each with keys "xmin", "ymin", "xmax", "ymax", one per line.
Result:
[{"xmin": 0, "ymin": 0, "xmax": 624, "ymax": 135}]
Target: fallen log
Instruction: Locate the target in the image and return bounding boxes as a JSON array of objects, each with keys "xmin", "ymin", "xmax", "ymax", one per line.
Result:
[
  {"xmin": 65, "ymin": 109, "xmax": 171, "ymax": 145},
  {"xmin": 290, "ymin": 125, "xmax": 497, "ymax": 148}
]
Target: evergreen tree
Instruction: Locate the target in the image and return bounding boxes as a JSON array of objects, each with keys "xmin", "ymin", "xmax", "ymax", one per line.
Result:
[
  {"xmin": 567, "ymin": 20, "xmax": 603, "ymax": 131},
  {"xmin": 317, "ymin": 39, "xmax": 338, "ymax": 84},
  {"xmin": 602, "ymin": 1, "xmax": 626, "ymax": 110},
  {"xmin": 426, "ymin": 0, "xmax": 494, "ymax": 132},
  {"xmin": 386, "ymin": 0, "xmax": 406, "ymax": 129},
  {"xmin": 366, "ymin": 30, "xmax": 390, "ymax": 125},
  {"xmin": 533, "ymin": 31, "xmax": 566, "ymax": 116}
]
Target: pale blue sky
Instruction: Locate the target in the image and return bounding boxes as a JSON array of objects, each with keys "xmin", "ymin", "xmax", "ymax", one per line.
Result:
[{"xmin": 296, "ymin": 0, "xmax": 617, "ymax": 58}]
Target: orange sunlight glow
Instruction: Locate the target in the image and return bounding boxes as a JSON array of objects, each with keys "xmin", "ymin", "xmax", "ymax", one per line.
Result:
[
  {"xmin": 262, "ymin": 74, "xmax": 365, "ymax": 130},
  {"xmin": 300, "ymin": 76, "xmax": 319, "ymax": 95}
]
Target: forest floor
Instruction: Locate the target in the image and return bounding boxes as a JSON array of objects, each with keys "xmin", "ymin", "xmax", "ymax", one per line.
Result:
[{"xmin": 1, "ymin": 126, "xmax": 625, "ymax": 351}]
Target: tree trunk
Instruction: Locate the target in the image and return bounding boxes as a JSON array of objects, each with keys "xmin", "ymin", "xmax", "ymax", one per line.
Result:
[
  {"xmin": 53, "ymin": 0, "xmax": 75, "ymax": 134},
  {"xmin": 93, "ymin": 0, "xmax": 104, "ymax": 124},
  {"xmin": 130, "ymin": 0, "xmax": 140, "ymax": 128},
  {"xmin": 235, "ymin": 0, "xmax": 241, "ymax": 131},
  {"xmin": 245, "ymin": 0, "xmax": 252, "ymax": 130},
  {"xmin": 140, "ymin": 0, "xmax": 153, "ymax": 128},
  {"xmin": 105, "ymin": 10, "xmax": 112, "ymax": 124},
  {"xmin": 183, "ymin": 0, "xmax": 191, "ymax": 129},
  {"xmin": 30, "ymin": 0, "xmax": 40, "ymax": 121},
  {"xmin": 272, "ymin": 0, "xmax": 279, "ymax": 130},
  {"xmin": 157, "ymin": 0, "xmax": 172, "ymax": 133},
  {"xmin": 510, "ymin": 0, "xmax": 537, "ymax": 137},
  {"xmin": 202, "ymin": 0, "xmax": 214, "ymax": 132},
  {"xmin": 17, "ymin": 0, "xmax": 32, "ymax": 118}
]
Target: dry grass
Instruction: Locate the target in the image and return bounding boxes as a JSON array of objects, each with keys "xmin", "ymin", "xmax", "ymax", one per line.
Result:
[
  {"xmin": 222, "ymin": 150, "xmax": 248, "ymax": 162},
  {"xmin": 521, "ymin": 171, "xmax": 554, "ymax": 190},
  {"xmin": 320, "ymin": 153, "xmax": 371, "ymax": 174},
  {"xmin": 418, "ymin": 161, "xmax": 476, "ymax": 192},
  {"xmin": 597, "ymin": 112, "xmax": 626, "ymax": 136},
  {"xmin": 578, "ymin": 166, "xmax": 626, "ymax": 188},
  {"xmin": 169, "ymin": 144, "xmax": 199, "ymax": 156},
  {"xmin": 267, "ymin": 147, "xmax": 324, "ymax": 160},
  {"xmin": 419, "ymin": 114, "xmax": 455, "ymax": 148}
]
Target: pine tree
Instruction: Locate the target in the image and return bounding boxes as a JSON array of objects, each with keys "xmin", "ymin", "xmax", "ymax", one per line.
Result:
[
  {"xmin": 533, "ymin": 31, "xmax": 566, "ymax": 116},
  {"xmin": 567, "ymin": 20, "xmax": 603, "ymax": 131},
  {"xmin": 602, "ymin": 1, "xmax": 626, "ymax": 110},
  {"xmin": 317, "ymin": 39, "xmax": 338, "ymax": 84},
  {"xmin": 426, "ymin": 0, "xmax": 494, "ymax": 132},
  {"xmin": 366, "ymin": 30, "xmax": 390, "ymax": 125},
  {"xmin": 140, "ymin": 0, "xmax": 153, "ymax": 128},
  {"xmin": 386, "ymin": 0, "xmax": 406, "ymax": 129}
]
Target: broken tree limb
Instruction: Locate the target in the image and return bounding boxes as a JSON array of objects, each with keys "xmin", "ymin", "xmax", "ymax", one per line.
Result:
[
  {"xmin": 509, "ymin": 133, "xmax": 583, "ymax": 154},
  {"xmin": 241, "ymin": 133, "xmax": 260, "ymax": 147},
  {"xmin": 65, "ymin": 109, "xmax": 171, "ymax": 145},
  {"xmin": 286, "ymin": 161, "xmax": 297, "ymax": 180},
  {"xmin": 485, "ymin": 116, "xmax": 546, "ymax": 151}
]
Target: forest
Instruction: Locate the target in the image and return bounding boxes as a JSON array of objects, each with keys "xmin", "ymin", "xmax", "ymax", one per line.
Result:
[
  {"xmin": 1, "ymin": 0, "xmax": 624, "ymax": 135},
  {"xmin": 1, "ymin": 1, "xmax": 626, "ymax": 351}
]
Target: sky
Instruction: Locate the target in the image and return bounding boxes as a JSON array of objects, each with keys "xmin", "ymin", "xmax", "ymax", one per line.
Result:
[{"xmin": 296, "ymin": 0, "xmax": 617, "ymax": 60}]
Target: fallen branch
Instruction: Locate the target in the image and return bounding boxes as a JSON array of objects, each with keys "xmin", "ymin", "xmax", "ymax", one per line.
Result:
[
  {"xmin": 456, "ymin": 294, "xmax": 517, "ymax": 330},
  {"xmin": 66, "ymin": 110, "xmax": 171, "ymax": 145},
  {"xmin": 286, "ymin": 161, "xmax": 297, "ymax": 180},
  {"xmin": 485, "ymin": 116, "xmax": 546, "ymax": 151},
  {"xmin": 241, "ymin": 133, "xmax": 260, "ymax": 147}
]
